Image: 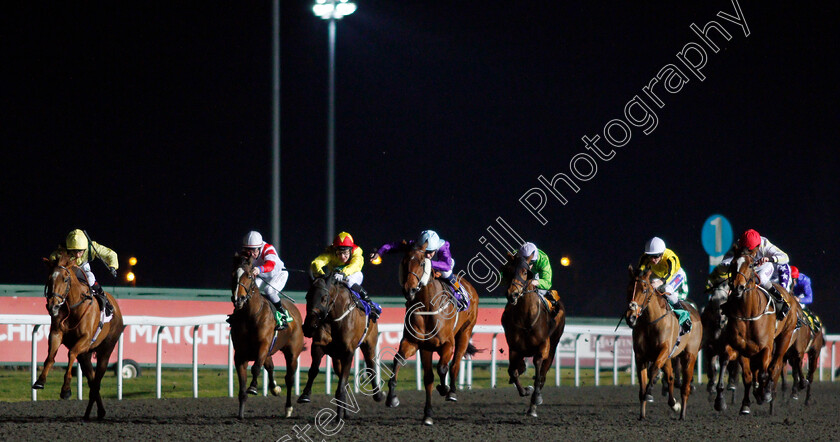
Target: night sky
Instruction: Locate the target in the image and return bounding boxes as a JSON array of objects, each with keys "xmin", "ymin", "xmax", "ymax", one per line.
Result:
[{"xmin": 3, "ymin": 1, "xmax": 838, "ymax": 320}]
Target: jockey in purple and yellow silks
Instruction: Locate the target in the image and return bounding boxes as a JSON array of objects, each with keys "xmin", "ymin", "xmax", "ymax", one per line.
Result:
[
  {"xmin": 311, "ymin": 232, "xmax": 380, "ymax": 321},
  {"xmin": 371, "ymin": 230, "xmax": 467, "ymax": 309}
]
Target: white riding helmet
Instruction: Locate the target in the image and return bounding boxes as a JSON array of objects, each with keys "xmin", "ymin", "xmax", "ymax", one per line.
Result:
[
  {"xmin": 644, "ymin": 237, "xmax": 666, "ymax": 255},
  {"xmin": 517, "ymin": 242, "xmax": 538, "ymax": 261},
  {"xmin": 417, "ymin": 230, "xmax": 445, "ymax": 252},
  {"xmin": 243, "ymin": 231, "xmax": 264, "ymax": 249}
]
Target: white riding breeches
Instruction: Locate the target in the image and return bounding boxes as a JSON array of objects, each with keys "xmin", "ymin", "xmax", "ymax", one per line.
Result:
[
  {"xmin": 345, "ymin": 272, "xmax": 363, "ymax": 287},
  {"xmin": 256, "ymin": 269, "xmax": 288, "ymax": 303},
  {"xmin": 81, "ymin": 262, "xmax": 96, "ymax": 286},
  {"xmin": 755, "ymin": 262, "xmax": 775, "ymax": 289},
  {"xmin": 663, "ymin": 268, "xmax": 687, "ymax": 304}
]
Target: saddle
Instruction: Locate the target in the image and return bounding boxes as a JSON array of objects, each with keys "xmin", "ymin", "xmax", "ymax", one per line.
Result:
[
  {"xmin": 346, "ymin": 285, "xmax": 379, "ymax": 318},
  {"xmin": 441, "ymin": 278, "xmax": 469, "ymax": 312}
]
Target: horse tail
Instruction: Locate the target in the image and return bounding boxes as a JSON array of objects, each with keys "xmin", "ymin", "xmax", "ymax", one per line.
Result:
[{"xmin": 466, "ymin": 342, "xmax": 482, "ymax": 356}]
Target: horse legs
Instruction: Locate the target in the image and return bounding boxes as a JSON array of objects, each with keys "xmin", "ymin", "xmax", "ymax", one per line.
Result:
[
  {"xmin": 333, "ymin": 354, "xmax": 354, "ymax": 421},
  {"xmin": 507, "ymin": 349, "xmax": 532, "ymax": 397},
  {"xmin": 446, "ymin": 333, "xmax": 472, "ymax": 402},
  {"xmin": 359, "ymin": 340, "xmax": 384, "ymax": 402},
  {"xmin": 264, "ymin": 355, "xmax": 281, "ymax": 396},
  {"xmin": 235, "ymin": 355, "xmax": 250, "ymax": 419},
  {"xmin": 739, "ymin": 356, "xmax": 753, "ymax": 415},
  {"xmin": 298, "ymin": 344, "xmax": 325, "ymax": 403},
  {"xmin": 706, "ymin": 353, "xmax": 718, "ymax": 395},
  {"xmin": 386, "ymin": 340, "xmax": 417, "ymax": 408},
  {"xmin": 32, "ymin": 329, "xmax": 63, "ymax": 391},
  {"xmin": 678, "ymin": 352, "xmax": 698, "ymax": 420},
  {"xmin": 282, "ymin": 348, "xmax": 297, "ymax": 417},
  {"xmin": 85, "ymin": 349, "xmax": 112, "ymax": 421},
  {"xmin": 61, "ymin": 341, "xmax": 90, "ymax": 400},
  {"xmin": 421, "ymin": 349, "xmax": 435, "ymax": 426},
  {"xmin": 714, "ymin": 351, "xmax": 729, "ymax": 411},
  {"xmin": 636, "ymin": 355, "xmax": 651, "ymax": 420},
  {"xmin": 527, "ymin": 352, "xmax": 548, "ymax": 418},
  {"xmin": 435, "ymin": 341, "xmax": 454, "ymax": 398},
  {"xmin": 805, "ymin": 348, "xmax": 819, "ymax": 405},
  {"xmin": 663, "ymin": 358, "xmax": 680, "ymax": 414},
  {"xmin": 76, "ymin": 353, "xmax": 96, "ymax": 419}
]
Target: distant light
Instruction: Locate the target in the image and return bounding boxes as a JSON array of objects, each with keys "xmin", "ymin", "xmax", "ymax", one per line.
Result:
[
  {"xmin": 128, "ymin": 257, "xmax": 138, "ymax": 266},
  {"xmin": 560, "ymin": 257, "xmax": 571, "ymax": 267},
  {"xmin": 313, "ymin": 0, "xmax": 356, "ymax": 19},
  {"xmin": 126, "ymin": 272, "xmax": 136, "ymax": 282},
  {"xmin": 371, "ymin": 255, "xmax": 382, "ymax": 265}
]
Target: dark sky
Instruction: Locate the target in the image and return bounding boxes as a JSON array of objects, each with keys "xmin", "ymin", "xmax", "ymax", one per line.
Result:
[{"xmin": 3, "ymin": 1, "xmax": 838, "ymax": 319}]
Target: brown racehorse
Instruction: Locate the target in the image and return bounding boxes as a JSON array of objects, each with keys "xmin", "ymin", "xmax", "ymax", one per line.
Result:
[
  {"xmin": 229, "ymin": 255, "xmax": 304, "ymax": 419},
  {"xmin": 701, "ymin": 280, "xmax": 740, "ymax": 407},
  {"xmin": 782, "ymin": 309, "xmax": 824, "ymax": 405},
  {"xmin": 33, "ymin": 251, "xmax": 125, "ymax": 420},
  {"xmin": 625, "ymin": 267, "xmax": 702, "ymax": 420},
  {"xmin": 717, "ymin": 252, "xmax": 798, "ymax": 415},
  {"xmin": 385, "ymin": 243, "xmax": 479, "ymax": 426},
  {"xmin": 300, "ymin": 270, "xmax": 384, "ymax": 419},
  {"xmin": 500, "ymin": 254, "xmax": 565, "ymax": 418}
]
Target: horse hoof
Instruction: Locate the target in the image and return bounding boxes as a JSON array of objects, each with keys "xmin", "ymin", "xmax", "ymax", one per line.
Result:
[
  {"xmin": 386, "ymin": 396, "xmax": 400, "ymax": 408},
  {"xmin": 527, "ymin": 406, "xmax": 538, "ymax": 417},
  {"xmin": 535, "ymin": 394, "xmax": 543, "ymax": 406},
  {"xmin": 521, "ymin": 386, "xmax": 534, "ymax": 397},
  {"xmin": 436, "ymin": 385, "xmax": 449, "ymax": 397},
  {"xmin": 423, "ymin": 417, "xmax": 434, "ymax": 426},
  {"xmin": 740, "ymin": 407, "xmax": 750, "ymax": 415},
  {"xmin": 714, "ymin": 397, "xmax": 727, "ymax": 412},
  {"xmin": 644, "ymin": 394, "xmax": 654, "ymax": 403},
  {"xmin": 285, "ymin": 407, "xmax": 294, "ymax": 418},
  {"xmin": 271, "ymin": 385, "xmax": 281, "ymax": 396},
  {"xmin": 792, "ymin": 393, "xmax": 799, "ymax": 401},
  {"xmin": 373, "ymin": 392, "xmax": 385, "ymax": 402},
  {"xmin": 671, "ymin": 402, "xmax": 682, "ymax": 413},
  {"xmin": 247, "ymin": 387, "xmax": 258, "ymax": 395},
  {"xmin": 60, "ymin": 389, "xmax": 71, "ymax": 400},
  {"xmin": 446, "ymin": 393, "xmax": 457, "ymax": 402},
  {"xmin": 297, "ymin": 394, "xmax": 311, "ymax": 404},
  {"xmin": 32, "ymin": 381, "xmax": 44, "ymax": 390}
]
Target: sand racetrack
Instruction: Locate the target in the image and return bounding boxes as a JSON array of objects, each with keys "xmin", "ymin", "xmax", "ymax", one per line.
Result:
[{"xmin": 2, "ymin": 382, "xmax": 840, "ymax": 441}]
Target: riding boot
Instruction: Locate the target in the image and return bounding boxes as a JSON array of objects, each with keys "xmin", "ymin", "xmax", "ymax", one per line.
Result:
[
  {"xmin": 351, "ymin": 284, "xmax": 380, "ymax": 321},
  {"xmin": 91, "ymin": 282, "xmax": 113, "ymax": 317},
  {"xmin": 679, "ymin": 317, "xmax": 692, "ymax": 336},
  {"xmin": 272, "ymin": 301, "xmax": 288, "ymax": 330},
  {"xmin": 767, "ymin": 286, "xmax": 789, "ymax": 320},
  {"xmin": 447, "ymin": 275, "xmax": 466, "ymax": 309}
]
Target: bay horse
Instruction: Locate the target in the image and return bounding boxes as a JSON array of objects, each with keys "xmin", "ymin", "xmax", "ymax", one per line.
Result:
[
  {"xmin": 300, "ymin": 270, "xmax": 384, "ymax": 419},
  {"xmin": 716, "ymin": 252, "xmax": 798, "ymax": 415},
  {"xmin": 782, "ymin": 310, "xmax": 824, "ymax": 405},
  {"xmin": 33, "ymin": 251, "xmax": 125, "ymax": 420},
  {"xmin": 625, "ymin": 266, "xmax": 702, "ymax": 420},
  {"xmin": 385, "ymin": 243, "xmax": 479, "ymax": 426},
  {"xmin": 500, "ymin": 254, "xmax": 565, "ymax": 417},
  {"xmin": 230, "ymin": 255, "xmax": 304, "ymax": 419},
  {"xmin": 701, "ymin": 280, "xmax": 740, "ymax": 407}
]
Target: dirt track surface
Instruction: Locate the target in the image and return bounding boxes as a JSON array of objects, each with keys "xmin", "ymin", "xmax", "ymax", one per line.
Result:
[{"xmin": 2, "ymin": 382, "xmax": 840, "ymax": 441}]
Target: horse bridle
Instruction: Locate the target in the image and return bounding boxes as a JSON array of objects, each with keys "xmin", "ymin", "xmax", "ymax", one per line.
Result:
[
  {"xmin": 507, "ymin": 260, "xmax": 536, "ymax": 306},
  {"xmin": 405, "ymin": 254, "xmax": 431, "ymax": 300},
  {"xmin": 627, "ymin": 276, "xmax": 669, "ymax": 327},
  {"xmin": 729, "ymin": 257, "xmax": 760, "ymax": 299},
  {"xmin": 308, "ymin": 275, "xmax": 350, "ymax": 323},
  {"xmin": 45, "ymin": 265, "xmax": 91, "ymax": 310}
]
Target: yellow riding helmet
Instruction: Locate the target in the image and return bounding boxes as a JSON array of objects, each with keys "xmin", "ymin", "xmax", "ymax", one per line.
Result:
[{"xmin": 66, "ymin": 229, "xmax": 88, "ymax": 251}]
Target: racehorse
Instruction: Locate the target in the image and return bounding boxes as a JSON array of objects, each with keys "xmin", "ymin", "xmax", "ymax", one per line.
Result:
[
  {"xmin": 300, "ymin": 270, "xmax": 384, "ymax": 419},
  {"xmin": 500, "ymin": 254, "xmax": 565, "ymax": 417},
  {"xmin": 700, "ymin": 280, "xmax": 740, "ymax": 405},
  {"xmin": 716, "ymin": 252, "xmax": 798, "ymax": 415},
  {"xmin": 625, "ymin": 266, "xmax": 702, "ymax": 420},
  {"xmin": 782, "ymin": 311, "xmax": 824, "ymax": 405},
  {"xmin": 33, "ymin": 251, "xmax": 125, "ymax": 420},
  {"xmin": 230, "ymin": 255, "xmax": 304, "ymax": 419},
  {"xmin": 385, "ymin": 242, "xmax": 479, "ymax": 425}
]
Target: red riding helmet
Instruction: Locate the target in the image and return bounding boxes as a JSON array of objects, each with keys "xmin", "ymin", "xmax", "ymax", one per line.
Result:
[
  {"xmin": 790, "ymin": 266, "xmax": 800, "ymax": 279},
  {"xmin": 332, "ymin": 232, "xmax": 356, "ymax": 249},
  {"xmin": 738, "ymin": 229, "xmax": 762, "ymax": 250}
]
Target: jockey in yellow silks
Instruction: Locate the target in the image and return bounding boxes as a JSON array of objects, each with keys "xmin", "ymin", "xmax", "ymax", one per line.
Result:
[
  {"xmin": 637, "ymin": 237, "xmax": 691, "ymax": 335},
  {"xmin": 311, "ymin": 232, "xmax": 380, "ymax": 321}
]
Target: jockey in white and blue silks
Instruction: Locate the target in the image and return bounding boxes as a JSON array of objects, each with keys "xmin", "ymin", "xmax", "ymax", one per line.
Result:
[{"xmin": 720, "ymin": 229, "xmax": 791, "ymax": 319}]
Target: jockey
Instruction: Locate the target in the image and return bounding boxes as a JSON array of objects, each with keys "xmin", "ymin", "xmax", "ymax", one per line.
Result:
[
  {"xmin": 241, "ymin": 231, "xmax": 290, "ymax": 330},
  {"xmin": 720, "ymin": 229, "xmax": 791, "ymax": 319},
  {"xmin": 513, "ymin": 242, "xmax": 553, "ymax": 296},
  {"xmin": 311, "ymin": 232, "xmax": 380, "ymax": 321},
  {"xmin": 637, "ymin": 237, "xmax": 691, "ymax": 335},
  {"xmin": 50, "ymin": 229, "xmax": 117, "ymax": 317},
  {"xmin": 371, "ymin": 230, "xmax": 466, "ymax": 309},
  {"xmin": 790, "ymin": 266, "xmax": 820, "ymax": 330}
]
